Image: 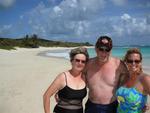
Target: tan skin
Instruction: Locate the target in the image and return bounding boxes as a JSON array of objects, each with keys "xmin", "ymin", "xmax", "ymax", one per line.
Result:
[
  {"xmin": 85, "ymin": 46, "xmax": 128, "ymax": 104},
  {"xmin": 124, "ymin": 53, "xmax": 150, "ymax": 112},
  {"xmin": 43, "ymin": 54, "xmax": 87, "ymax": 113},
  {"xmin": 125, "ymin": 53, "xmax": 150, "ymax": 94}
]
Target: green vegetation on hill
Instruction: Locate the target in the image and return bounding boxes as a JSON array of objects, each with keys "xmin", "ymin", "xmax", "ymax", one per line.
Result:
[{"xmin": 0, "ymin": 34, "xmax": 93, "ymax": 50}]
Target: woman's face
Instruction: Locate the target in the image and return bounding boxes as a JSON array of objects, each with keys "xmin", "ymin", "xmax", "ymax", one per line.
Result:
[
  {"xmin": 71, "ymin": 54, "xmax": 87, "ymax": 72},
  {"xmin": 126, "ymin": 53, "xmax": 142, "ymax": 73}
]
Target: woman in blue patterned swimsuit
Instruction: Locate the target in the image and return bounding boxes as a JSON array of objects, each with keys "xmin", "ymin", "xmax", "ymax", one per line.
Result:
[
  {"xmin": 116, "ymin": 48, "xmax": 150, "ymax": 113},
  {"xmin": 43, "ymin": 47, "xmax": 89, "ymax": 113}
]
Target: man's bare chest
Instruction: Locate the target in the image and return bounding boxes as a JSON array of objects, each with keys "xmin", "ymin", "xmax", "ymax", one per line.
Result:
[{"xmin": 86, "ymin": 67, "xmax": 119, "ymax": 87}]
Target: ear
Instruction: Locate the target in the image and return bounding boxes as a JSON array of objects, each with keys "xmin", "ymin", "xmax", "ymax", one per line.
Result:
[{"xmin": 95, "ymin": 48, "xmax": 99, "ymax": 53}]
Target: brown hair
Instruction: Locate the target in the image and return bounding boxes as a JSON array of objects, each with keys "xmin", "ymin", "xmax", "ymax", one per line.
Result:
[
  {"xmin": 124, "ymin": 48, "xmax": 142, "ymax": 62},
  {"xmin": 69, "ymin": 47, "xmax": 89, "ymax": 62}
]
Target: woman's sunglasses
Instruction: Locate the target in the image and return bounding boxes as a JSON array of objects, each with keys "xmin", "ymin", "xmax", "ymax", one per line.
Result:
[
  {"xmin": 126, "ymin": 59, "xmax": 141, "ymax": 64},
  {"xmin": 74, "ymin": 59, "xmax": 86, "ymax": 64}
]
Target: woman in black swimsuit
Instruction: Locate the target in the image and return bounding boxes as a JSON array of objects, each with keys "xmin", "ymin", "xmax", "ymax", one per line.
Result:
[{"xmin": 43, "ymin": 47, "xmax": 89, "ymax": 113}]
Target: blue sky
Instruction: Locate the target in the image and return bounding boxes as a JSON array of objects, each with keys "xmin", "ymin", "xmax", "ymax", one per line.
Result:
[{"xmin": 0, "ymin": 0, "xmax": 150, "ymax": 45}]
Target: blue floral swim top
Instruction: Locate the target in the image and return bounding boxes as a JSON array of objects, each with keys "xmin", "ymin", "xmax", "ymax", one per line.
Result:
[{"xmin": 116, "ymin": 86, "xmax": 147, "ymax": 113}]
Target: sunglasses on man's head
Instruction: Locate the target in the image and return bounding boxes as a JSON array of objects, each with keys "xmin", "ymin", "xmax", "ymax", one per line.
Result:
[
  {"xmin": 126, "ymin": 59, "xmax": 141, "ymax": 64},
  {"xmin": 98, "ymin": 46, "xmax": 111, "ymax": 52},
  {"xmin": 74, "ymin": 59, "xmax": 86, "ymax": 64}
]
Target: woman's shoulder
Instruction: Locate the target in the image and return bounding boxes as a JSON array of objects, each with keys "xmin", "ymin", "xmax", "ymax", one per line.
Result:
[
  {"xmin": 140, "ymin": 73, "xmax": 150, "ymax": 94},
  {"xmin": 55, "ymin": 71, "xmax": 68, "ymax": 81},
  {"xmin": 53, "ymin": 71, "xmax": 68, "ymax": 88},
  {"xmin": 141, "ymin": 73, "xmax": 150, "ymax": 81},
  {"xmin": 141, "ymin": 73, "xmax": 150, "ymax": 82}
]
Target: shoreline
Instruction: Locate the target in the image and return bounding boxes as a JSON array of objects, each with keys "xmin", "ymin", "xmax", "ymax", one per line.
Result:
[
  {"xmin": 0, "ymin": 47, "xmax": 150, "ymax": 113},
  {"xmin": 37, "ymin": 47, "xmax": 71, "ymax": 60}
]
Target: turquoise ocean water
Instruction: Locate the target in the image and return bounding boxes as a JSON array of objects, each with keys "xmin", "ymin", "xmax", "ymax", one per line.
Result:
[
  {"xmin": 88, "ymin": 47, "xmax": 150, "ymax": 70},
  {"xmin": 88, "ymin": 47, "xmax": 150, "ymax": 60},
  {"xmin": 46, "ymin": 46, "xmax": 150, "ymax": 72}
]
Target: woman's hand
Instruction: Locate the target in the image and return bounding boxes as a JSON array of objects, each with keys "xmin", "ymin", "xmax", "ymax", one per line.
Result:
[
  {"xmin": 54, "ymin": 93, "xmax": 59, "ymax": 103},
  {"xmin": 142, "ymin": 104, "xmax": 150, "ymax": 113}
]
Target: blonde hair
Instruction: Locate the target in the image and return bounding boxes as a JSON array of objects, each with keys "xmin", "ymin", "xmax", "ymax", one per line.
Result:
[{"xmin": 124, "ymin": 48, "xmax": 142, "ymax": 62}]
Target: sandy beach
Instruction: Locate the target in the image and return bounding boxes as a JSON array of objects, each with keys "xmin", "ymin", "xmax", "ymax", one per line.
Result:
[
  {"xmin": 0, "ymin": 47, "xmax": 72, "ymax": 113},
  {"xmin": 0, "ymin": 47, "xmax": 150, "ymax": 113}
]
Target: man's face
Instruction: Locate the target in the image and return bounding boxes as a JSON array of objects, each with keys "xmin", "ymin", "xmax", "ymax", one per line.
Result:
[
  {"xmin": 96, "ymin": 38, "xmax": 111, "ymax": 63},
  {"xmin": 96, "ymin": 48, "xmax": 111, "ymax": 63}
]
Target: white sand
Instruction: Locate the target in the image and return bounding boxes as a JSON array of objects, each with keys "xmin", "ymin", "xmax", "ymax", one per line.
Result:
[
  {"xmin": 0, "ymin": 47, "xmax": 71, "ymax": 113},
  {"xmin": 0, "ymin": 47, "xmax": 150, "ymax": 113}
]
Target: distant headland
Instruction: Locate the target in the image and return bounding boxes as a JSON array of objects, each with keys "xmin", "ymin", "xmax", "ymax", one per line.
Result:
[{"xmin": 0, "ymin": 34, "xmax": 93, "ymax": 50}]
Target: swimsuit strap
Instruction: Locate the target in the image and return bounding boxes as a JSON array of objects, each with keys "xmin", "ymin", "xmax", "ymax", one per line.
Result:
[
  {"xmin": 63, "ymin": 72, "xmax": 68, "ymax": 86},
  {"xmin": 84, "ymin": 71, "xmax": 88, "ymax": 87}
]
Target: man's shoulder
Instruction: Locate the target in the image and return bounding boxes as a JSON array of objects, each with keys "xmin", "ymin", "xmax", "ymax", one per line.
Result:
[
  {"xmin": 110, "ymin": 57, "xmax": 121, "ymax": 65},
  {"xmin": 88, "ymin": 57, "xmax": 96, "ymax": 63},
  {"xmin": 110, "ymin": 57, "xmax": 128, "ymax": 72},
  {"xmin": 86, "ymin": 57, "xmax": 96, "ymax": 68},
  {"xmin": 110, "ymin": 56, "xmax": 119, "ymax": 60}
]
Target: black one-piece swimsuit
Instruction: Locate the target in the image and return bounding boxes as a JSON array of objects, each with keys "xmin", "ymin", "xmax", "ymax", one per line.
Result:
[{"xmin": 53, "ymin": 73, "xmax": 87, "ymax": 113}]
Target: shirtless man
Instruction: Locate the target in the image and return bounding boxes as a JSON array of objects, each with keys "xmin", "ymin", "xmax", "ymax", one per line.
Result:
[{"xmin": 84, "ymin": 36, "xmax": 129, "ymax": 113}]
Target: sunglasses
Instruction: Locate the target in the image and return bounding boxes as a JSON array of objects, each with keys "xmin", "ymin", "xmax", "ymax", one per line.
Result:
[
  {"xmin": 74, "ymin": 59, "xmax": 86, "ymax": 64},
  {"xmin": 98, "ymin": 47, "xmax": 111, "ymax": 52},
  {"xmin": 126, "ymin": 59, "xmax": 141, "ymax": 64}
]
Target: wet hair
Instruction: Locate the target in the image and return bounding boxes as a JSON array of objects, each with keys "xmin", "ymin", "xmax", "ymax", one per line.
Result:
[
  {"xmin": 124, "ymin": 48, "xmax": 142, "ymax": 62},
  {"xmin": 95, "ymin": 36, "xmax": 113, "ymax": 51},
  {"xmin": 69, "ymin": 47, "xmax": 89, "ymax": 62}
]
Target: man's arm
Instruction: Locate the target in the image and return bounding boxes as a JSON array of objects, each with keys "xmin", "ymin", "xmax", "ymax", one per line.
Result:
[{"xmin": 117, "ymin": 60, "xmax": 129, "ymax": 88}]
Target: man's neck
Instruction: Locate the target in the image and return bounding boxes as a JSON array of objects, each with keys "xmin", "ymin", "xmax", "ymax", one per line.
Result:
[{"xmin": 96, "ymin": 56, "xmax": 110, "ymax": 66}]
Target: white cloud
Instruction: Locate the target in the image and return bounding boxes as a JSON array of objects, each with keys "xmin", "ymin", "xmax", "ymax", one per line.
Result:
[
  {"xmin": 137, "ymin": 1, "xmax": 150, "ymax": 8},
  {"xmin": 146, "ymin": 15, "xmax": 150, "ymax": 24},
  {"xmin": 53, "ymin": 6, "xmax": 63, "ymax": 16},
  {"xmin": 113, "ymin": 25, "xmax": 124, "ymax": 36},
  {"xmin": 79, "ymin": 0, "xmax": 105, "ymax": 11},
  {"xmin": 0, "ymin": 0, "xmax": 15, "ymax": 8},
  {"xmin": 0, "ymin": 24, "xmax": 12, "ymax": 36},
  {"xmin": 1, "ymin": 0, "xmax": 150, "ymax": 45},
  {"xmin": 112, "ymin": 13, "xmax": 150, "ymax": 41},
  {"xmin": 111, "ymin": 0, "xmax": 127, "ymax": 6},
  {"xmin": 20, "ymin": 0, "xmax": 106, "ymax": 41},
  {"xmin": 121, "ymin": 13, "xmax": 131, "ymax": 20},
  {"xmin": 146, "ymin": 2, "xmax": 150, "ymax": 7},
  {"xmin": 23, "ymin": 0, "xmax": 150, "ymax": 44}
]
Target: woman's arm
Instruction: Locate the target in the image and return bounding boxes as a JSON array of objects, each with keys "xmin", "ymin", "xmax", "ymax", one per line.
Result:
[
  {"xmin": 142, "ymin": 74, "xmax": 150, "ymax": 95},
  {"xmin": 117, "ymin": 60, "xmax": 129, "ymax": 88},
  {"xmin": 43, "ymin": 73, "xmax": 65, "ymax": 113},
  {"xmin": 142, "ymin": 74, "xmax": 150, "ymax": 112}
]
